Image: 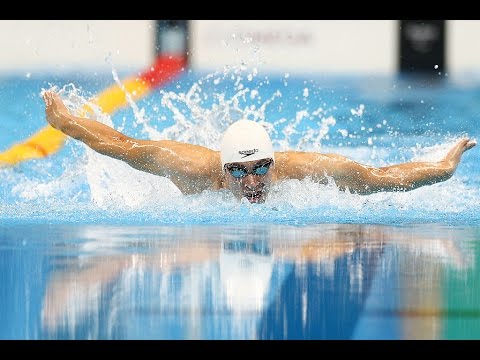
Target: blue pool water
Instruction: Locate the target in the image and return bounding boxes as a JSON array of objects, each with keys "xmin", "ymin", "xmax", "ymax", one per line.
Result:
[{"xmin": 1, "ymin": 68, "xmax": 479, "ymax": 339}]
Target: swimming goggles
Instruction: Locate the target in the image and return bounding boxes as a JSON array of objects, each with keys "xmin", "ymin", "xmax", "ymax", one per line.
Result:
[{"xmin": 224, "ymin": 159, "xmax": 273, "ymax": 179}]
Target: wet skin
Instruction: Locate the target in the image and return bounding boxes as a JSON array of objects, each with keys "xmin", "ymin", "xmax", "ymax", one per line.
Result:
[
  {"xmin": 223, "ymin": 158, "xmax": 274, "ymax": 203},
  {"xmin": 42, "ymin": 90, "xmax": 477, "ymax": 200}
]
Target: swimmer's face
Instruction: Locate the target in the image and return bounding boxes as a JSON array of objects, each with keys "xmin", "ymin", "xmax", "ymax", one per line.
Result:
[{"xmin": 224, "ymin": 158, "xmax": 274, "ymax": 204}]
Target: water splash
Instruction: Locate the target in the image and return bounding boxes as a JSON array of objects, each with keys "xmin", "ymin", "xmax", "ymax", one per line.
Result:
[{"xmin": 1, "ymin": 70, "xmax": 479, "ymax": 225}]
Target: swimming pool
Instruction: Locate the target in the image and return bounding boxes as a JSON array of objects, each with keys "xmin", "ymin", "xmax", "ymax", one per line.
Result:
[{"xmin": 1, "ymin": 68, "xmax": 479, "ymax": 339}]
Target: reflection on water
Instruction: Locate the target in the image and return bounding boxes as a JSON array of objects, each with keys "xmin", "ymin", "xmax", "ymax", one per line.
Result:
[{"xmin": 0, "ymin": 223, "xmax": 478, "ymax": 339}]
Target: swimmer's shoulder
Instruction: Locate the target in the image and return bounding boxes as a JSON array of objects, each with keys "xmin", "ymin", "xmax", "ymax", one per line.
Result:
[
  {"xmin": 272, "ymin": 151, "xmax": 308, "ymax": 179},
  {"xmin": 273, "ymin": 150, "xmax": 332, "ymax": 165},
  {"xmin": 273, "ymin": 150, "xmax": 338, "ymax": 180}
]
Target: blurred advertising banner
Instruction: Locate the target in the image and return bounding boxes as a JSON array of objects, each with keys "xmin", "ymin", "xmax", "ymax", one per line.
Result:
[{"xmin": 189, "ymin": 20, "xmax": 396, "ymax": 75}]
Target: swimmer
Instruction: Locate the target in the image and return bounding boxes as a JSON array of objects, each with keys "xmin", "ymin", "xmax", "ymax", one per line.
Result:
[{"xmin": 43, "ymin": 90, "xmax": 476, "ymax": 204}]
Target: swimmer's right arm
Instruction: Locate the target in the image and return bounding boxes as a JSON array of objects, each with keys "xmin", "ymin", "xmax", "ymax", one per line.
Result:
[{"xmin": 43, "ymin": 90, "xmax": 220, "ymax": 192}]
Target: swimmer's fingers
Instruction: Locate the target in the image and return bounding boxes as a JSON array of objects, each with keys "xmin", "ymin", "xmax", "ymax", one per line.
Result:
[
  {"xmin": 45, "ymin": 90, "xmax": 62, "ymax": 105},
  {"xmin": 42, "ymin": 90, "xmax": 64, "ymax": 108},
  {"xmin": 454, "ymin": 138, "xmax": 476, "ymax": 154},
  {"xmin": 42, "ymin": 90, "xmax": 53, "ymax": 106},
  {"xmin": 465, "ymin": 139, "xmax": 477, "ymax": 151},
  {"xmin": 443, "ymin": 138, "xmax": 474, "ymax": 165}
]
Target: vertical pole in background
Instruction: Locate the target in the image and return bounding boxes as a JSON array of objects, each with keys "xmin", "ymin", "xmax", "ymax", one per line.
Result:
[
  {"xmin": 399, "ymin": 20, "xmax": 446, "ymax": 79},
  {"xmin": 155, "ymin": 20, "xmax": 189, "ymax": 64}
]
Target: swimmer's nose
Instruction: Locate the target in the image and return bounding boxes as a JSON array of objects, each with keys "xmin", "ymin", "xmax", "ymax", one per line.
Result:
[{"xmin": 243, "ymin": 175, "xmax": 263, "ymax": 191}]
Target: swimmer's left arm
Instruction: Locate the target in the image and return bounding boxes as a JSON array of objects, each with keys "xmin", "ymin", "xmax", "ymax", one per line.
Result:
[
  {"xmin": 353, "ymin": 138, "xmax": 476, "ymax": 194},
  {"xmin": 277, "ymin": 139, "xmax": 476, "ymax": 194}
]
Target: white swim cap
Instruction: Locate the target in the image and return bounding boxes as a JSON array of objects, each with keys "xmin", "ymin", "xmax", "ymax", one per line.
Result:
[{"xmin": 220, "ymin": 120, "xmax": 274, "ymax": 168}]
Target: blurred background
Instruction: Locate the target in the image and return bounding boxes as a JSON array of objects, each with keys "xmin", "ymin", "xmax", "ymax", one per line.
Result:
[{"xmin": 0, "ymin": 20, "xmax": 479, "ymax": 79}]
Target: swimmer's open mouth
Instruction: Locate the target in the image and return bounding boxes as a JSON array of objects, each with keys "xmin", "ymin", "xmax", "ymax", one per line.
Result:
[{"xmin": 244, "ymin": 192, "xmax": 263, "ymax": 203}]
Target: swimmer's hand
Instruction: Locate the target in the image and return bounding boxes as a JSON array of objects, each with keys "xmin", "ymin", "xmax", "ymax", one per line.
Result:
[
  {"xmin": 442, "ymin": 138, "xmax": 476, "ymax": 171},
  {"xmin": 43, "ymin": 90, "xmax": 71, "ymax": 130}
]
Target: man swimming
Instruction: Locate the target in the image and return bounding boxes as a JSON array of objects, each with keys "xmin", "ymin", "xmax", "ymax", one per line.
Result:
[{"xmin": 43, "ymin": 90, "xmax": 476, "ymax": 204}]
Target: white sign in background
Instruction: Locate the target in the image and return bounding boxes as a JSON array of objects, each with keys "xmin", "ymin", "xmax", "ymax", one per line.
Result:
[
  {"xmin": 0, "ymin": 20, "xmax": 154, "ymax": 73},
  {"xmin": 0, "ymin": 20, "xmax": 479, "ymax": 78},
  {"xmin": 190, "ymin": 20, "xmax": 397, "ymax": 75}
]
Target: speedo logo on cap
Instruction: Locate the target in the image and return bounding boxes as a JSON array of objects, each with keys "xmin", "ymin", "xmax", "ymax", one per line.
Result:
[{"xmin": 238, "ymin": 149, "xmax": 258, "ymax": 158}]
